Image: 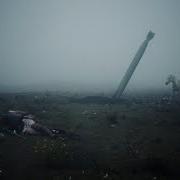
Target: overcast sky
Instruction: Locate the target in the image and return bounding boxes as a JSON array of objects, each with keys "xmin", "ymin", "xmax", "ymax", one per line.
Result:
[{"xmin": 0, "ymin": 0, "xmax": 180, "ymax": 92}]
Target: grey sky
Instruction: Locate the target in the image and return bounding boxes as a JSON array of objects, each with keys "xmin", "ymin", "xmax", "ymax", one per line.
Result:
[{"xmin": 0, "ymin": 0, "xmax": 180, "ymax": 92}]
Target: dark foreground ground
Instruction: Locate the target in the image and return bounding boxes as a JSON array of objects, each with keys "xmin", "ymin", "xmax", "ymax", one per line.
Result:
[{"xmin": 0, "ymin": 92, "xmax": 180, "ymax": 180}]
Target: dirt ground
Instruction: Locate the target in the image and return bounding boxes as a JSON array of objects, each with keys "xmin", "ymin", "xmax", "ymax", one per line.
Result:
[{"xmin": 0, "ymin": 92, "xmax": 180, "ymax": 180}]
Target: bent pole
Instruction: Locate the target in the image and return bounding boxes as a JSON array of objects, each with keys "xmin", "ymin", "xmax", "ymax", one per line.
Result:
[{"xmin": 113, "ymin": 31, "xmax": 155, "ymax": 99}]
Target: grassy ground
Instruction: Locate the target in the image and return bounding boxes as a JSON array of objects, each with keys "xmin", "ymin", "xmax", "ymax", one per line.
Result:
[{"xmin": 0, "ymin": 92, "xmax": 180, "ymax": 180}]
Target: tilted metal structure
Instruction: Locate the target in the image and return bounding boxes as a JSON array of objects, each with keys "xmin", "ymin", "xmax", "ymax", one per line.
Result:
[{"xmin": 113, "ymin": 31, "xmax": 155, "ymax": 99}]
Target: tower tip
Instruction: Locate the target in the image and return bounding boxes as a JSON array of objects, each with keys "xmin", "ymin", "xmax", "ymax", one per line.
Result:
[{"xmin": 146, "ymin": 31, "xmax": 155, "ymax": 41}]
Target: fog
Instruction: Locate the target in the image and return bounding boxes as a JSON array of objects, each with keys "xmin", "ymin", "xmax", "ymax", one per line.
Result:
[{"xmin": 0, "ymin": 0, "xmax": 180, "ymax": 93}]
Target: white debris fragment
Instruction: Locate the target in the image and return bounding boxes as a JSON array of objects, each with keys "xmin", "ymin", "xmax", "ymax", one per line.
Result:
[
  {"xmin": 110, "ymin": 124, "xmax": 116, "ymax": 128},
  {"xmin": 103, "ymin": 173, "xmax": 109, "ymax": 179}
]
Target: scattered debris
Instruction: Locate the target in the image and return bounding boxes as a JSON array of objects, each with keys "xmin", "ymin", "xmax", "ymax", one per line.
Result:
[
  {"xmin": 110, "ymin": 124, "xmax": 116, "ymax": 128},
  {"xmin": 103, "ymin": 173, "xmax": 109, "ymax": 179}
]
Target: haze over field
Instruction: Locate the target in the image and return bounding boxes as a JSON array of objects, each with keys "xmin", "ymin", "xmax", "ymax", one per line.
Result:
[{"xmin": 0, "ymin": 0, "xmax": 180, "ymax": 93}]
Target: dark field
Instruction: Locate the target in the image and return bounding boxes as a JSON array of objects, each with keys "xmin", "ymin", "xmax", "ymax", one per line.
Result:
[{"xmin": 0, "ymin": 92, "xmax": 180, "ymax": 180}]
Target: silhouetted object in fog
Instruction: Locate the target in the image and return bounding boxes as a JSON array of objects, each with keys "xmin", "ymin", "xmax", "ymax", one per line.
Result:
[
  {"xmin": 165, "ymin": 74, "xmax": 180, "ymax": 96},
  {"xmin": 113, "ymin": 31, "xmax": 155, "ymax": 99}
]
